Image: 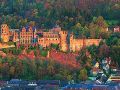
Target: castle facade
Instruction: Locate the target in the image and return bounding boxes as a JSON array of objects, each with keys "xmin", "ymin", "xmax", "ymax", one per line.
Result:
[{"xmin": 0, "ymin": 24, "xmax": 101, "ymax": 52}]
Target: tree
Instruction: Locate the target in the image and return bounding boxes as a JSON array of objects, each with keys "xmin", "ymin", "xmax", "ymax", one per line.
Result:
[
  {"xmin": 40, "ymin": 50, "xmax": 48, "ymax": 57},
  {"xmin": 88, "ymin": 16, "xmax": 110, "ymax": 39},
  {"xmin": 47, "ymin": 60, "xmax": 55, "ymax": 76},
  {"xmin": 106, "ymin": 32, "xmax": 120, "ymax": 46},
  {"xmin": 106, "ymin": 32, "xmax": 120, "ymax": 68},
  {"xmin": 77, "ymin": 48, "xmax": 92, "ymax": 71},
  {"xmin": 99, "ymin": 43, "xmax": 110, "ymax": 58},
  {"xmin": 71, "ymin": 23, "xmax": 84, "ymax": 38},
  {"xmin": 9, "ymin": 66, "xmax": 15, "ymax": 78},
  {"xmin": 1, "ymin": 63, "xmax": 10, "ymax": 80},
  {"xmin": 59, "ymin": 68, "xmax": 71, "ymax": 80},
  {"xmin": 78, "ymin": 68, "xmax": 88, "ymax": 81},
  {"xmin": 88, "ymin": 22, "xmax": 100, "ymax": 38},
  {"xmin": 87, "ymin": 45, "xmax": 98, "ymax": 60},
  {"xmin": 29, "ymin": 21, "xmax": 36, "ymax": 27},
  {"xmin": 67, "ymin": 75, "xmax": 73, "ymax": 81},
  {"xmin": 110, "ymin": 46, "xmax": 120, "ymax": 68},
  {"xmin": 54, "ymin": 74, "xmax": 63, "ymax": 80},
  {"xmin": 51, "ymin": 44, "xmax": 59, "ymax": 50},
  {"xmin": 95, "ymin": 16, "xmax": 108, "ymax": 29}
]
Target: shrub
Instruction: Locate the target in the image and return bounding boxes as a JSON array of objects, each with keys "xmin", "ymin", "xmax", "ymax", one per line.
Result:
[{"xmin": 40, "ymin": 50, "xmax": 48, "ymax": 57}]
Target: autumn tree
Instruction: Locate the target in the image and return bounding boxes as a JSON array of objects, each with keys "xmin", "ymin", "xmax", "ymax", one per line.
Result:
[
  {"xmin": 98, "ymin": 43, "xmax": 110, "ymax": 59},
  {"xmin": 77, "ymin": 47, "xmax": 93, "ymax": 77},
  {"xmin": 106, "ymin": 32, "xmax": 120, "ymax": 46},
  {"xmin": 110, "ymin": 46, "xmax": 120, "ymax": 68},
  {"xmin": 71, "ymin": 23, "xmax": 85, "ymax": 38},
  {"xmin": 106, "ymin": 32, "xmax": 120, "ymax": 68},
  {"xmin": 78, "ymin": 68, "xmax": 88, "ymax": 81}
]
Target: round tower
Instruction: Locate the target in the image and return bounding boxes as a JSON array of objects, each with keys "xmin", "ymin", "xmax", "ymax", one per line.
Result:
[
  {"xmin": 1, "ymin": 24, "xmax": 10, "ymax": 42},
  {"xmin": 59, "ymin": 31, "xmax": 68, "ymax": 52}
]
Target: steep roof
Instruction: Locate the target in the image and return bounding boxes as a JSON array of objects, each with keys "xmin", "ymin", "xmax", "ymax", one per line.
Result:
[{"xmin": 20, "ymin": 25, "xmax": 37, "ymax": 32}]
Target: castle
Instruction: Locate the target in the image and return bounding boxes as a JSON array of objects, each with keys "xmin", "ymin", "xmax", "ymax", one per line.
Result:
[{"xmin": 0, "ymin": 24, "xmax": 101, "ymax": 52}]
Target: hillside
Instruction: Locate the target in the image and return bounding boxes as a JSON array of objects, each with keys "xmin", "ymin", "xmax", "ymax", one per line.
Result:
[{"xmin": 0, "ymin": 0, "xmax": 119, "ymax": 29}]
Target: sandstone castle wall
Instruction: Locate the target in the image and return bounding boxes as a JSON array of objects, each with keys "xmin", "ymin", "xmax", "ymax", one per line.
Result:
[{"xmin": 0, "ymin": 24, "xmax": 101, "ymax": 52}]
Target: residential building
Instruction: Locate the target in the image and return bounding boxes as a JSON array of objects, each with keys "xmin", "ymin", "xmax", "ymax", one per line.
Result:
[{"xmin": 113, "ymin": 26, "xmax": 120, "ymax": 32}]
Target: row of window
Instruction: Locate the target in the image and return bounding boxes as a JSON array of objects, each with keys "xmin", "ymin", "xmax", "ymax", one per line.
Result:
[
  {"xmin": 13, "ymin": 33, "xmax": 18, "ymax": 35},
  {"xmin": 62, "ymin": 31, "xmax": 67, "ymax": 34},
  {"xmin": 1, "ymin": 33, "xmax": 9, "ymax": 35},
  {"xmin": 1, "ymin": 31, "xmax": 9, "ymax": 33},
  {"xmin": 21, "ymin": 29, "xmax": 33, "ymax": 32},
  {"xmin": 38, "ymin": 38, "xmax": 59, "ymax": 42},
  {"xmin": 13, "ymin": 36, "xmax": 18, "ymax": 38},
  {"xmin": 20, "ymin": 36, "xmax": 33, "ymax": 38},
  {"xmin": 44, "ymin": 35, "xmax": 58, "ymax": 38},
  {"xmin": 20, "ymin": 32, "xmax": 33, "ymax": 35},
  {"xmin": 20, "ymin": 40, "xmax": 33, "ymax": 44}
]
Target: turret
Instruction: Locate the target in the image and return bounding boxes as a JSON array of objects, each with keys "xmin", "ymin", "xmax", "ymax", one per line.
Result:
[{"xmin": 59, "ymin": 31, "xmax": 68, "ymax": 52}]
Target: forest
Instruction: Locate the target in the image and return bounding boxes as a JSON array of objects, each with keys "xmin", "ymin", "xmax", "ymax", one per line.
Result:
[{"xmin": 0, "ymin": 0, "xmax": 119, "ymax": 29}]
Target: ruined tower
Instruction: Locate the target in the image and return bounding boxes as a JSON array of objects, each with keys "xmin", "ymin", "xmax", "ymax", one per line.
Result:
[
  {"xmin": 0, "ymin": 24, "xmax": 10, "ymax": 42},
  {"xmin": 59, "ymin": 31, "xmax": 68, "ymax": 52}
]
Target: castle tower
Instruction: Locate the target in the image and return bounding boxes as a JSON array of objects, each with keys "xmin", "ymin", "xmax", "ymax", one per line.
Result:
[
  {"xmin": 70, "ymin": 33, "xmax": 75, "ymax": 52},
  {"xmin": 59, "ymin": 31, "xmax": 68, "ymax": 52},
  {"xmin": 0, "ymin": 24, "xmax": 10, "ymax": 42}
]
